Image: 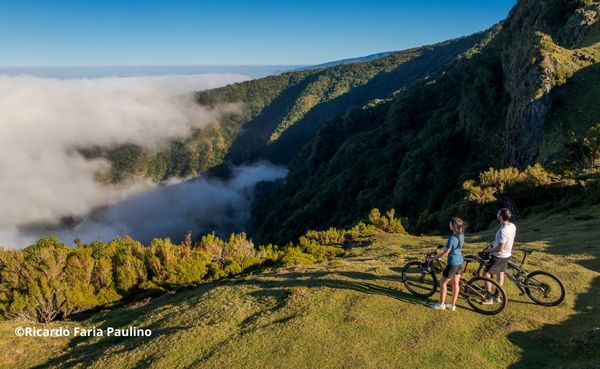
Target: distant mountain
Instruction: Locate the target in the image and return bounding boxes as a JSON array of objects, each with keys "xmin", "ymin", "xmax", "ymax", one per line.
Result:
[{"xmin": 293, "ymin": 51, "xmax": 395, "ymax": 71}]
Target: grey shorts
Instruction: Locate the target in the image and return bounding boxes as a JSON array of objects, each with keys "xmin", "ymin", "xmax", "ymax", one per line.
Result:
[
  {"xmin": 442, "ymin": 264, "xmax": 462, "ymax": 278},
  {"xmin": 485, "ymin": 256, "xmax": 509, "ymax": 274}
]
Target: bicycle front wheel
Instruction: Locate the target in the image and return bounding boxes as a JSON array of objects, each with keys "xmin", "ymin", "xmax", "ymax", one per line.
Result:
[
  {"xmin": 402, "ymin": 261, "xmax": 437, "ymax": 298},
  {"xmin": 464, "ymin": 276, "xmax": 507, "ymax": 315},
  {"xmin": 524, "ymin": 271, "xmax": 566, "ymax": 306}
]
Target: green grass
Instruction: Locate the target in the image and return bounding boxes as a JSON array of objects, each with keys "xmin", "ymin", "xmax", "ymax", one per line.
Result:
[{"xmin": 1, "ymin": 205, "xmax": 599, "ymax": 368}]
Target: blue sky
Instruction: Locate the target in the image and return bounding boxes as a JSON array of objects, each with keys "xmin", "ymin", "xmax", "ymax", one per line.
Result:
[{"xmin": 0, "ymin": 0, "xmax": 517, "ymax": 67}]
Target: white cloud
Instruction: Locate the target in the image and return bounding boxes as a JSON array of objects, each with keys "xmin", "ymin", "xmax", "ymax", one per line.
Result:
[
  {"xmin": 52, "ymin": 162, "xmax": 288, "ymax": 245},
  {"xmin": 0, "ymin": 73, "xmax": 252, "ymax": 247}
]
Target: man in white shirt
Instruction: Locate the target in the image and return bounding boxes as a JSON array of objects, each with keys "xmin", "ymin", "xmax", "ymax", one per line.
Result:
[{"xmin": 483, "ymin": 208, "xmax": 516, "ymax": 304}]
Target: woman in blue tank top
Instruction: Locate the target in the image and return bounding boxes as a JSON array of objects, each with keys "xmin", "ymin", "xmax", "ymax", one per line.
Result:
[{"xmin": 427, "ymin": 217, "xmax": 465, "ymax": 311}]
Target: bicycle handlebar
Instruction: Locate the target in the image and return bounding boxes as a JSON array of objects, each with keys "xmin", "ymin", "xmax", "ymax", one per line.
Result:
[
  {"xmin": 430, "ymin": 244, "xmax": 445, "ymax": 254},
  {"xmin": 422, "ymin": 245, "xmax": 445, "ymax": 261}
]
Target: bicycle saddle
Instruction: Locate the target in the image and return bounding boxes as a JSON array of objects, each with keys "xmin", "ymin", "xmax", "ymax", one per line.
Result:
[{"xmin": 522, "ymin": 248, "xmax": 534, "ymax": 254}]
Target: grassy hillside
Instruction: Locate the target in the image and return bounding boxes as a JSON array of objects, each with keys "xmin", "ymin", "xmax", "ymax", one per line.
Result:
[{"xmin": 2, "ymin": 205, "xmax": 599, "ymax": 369}]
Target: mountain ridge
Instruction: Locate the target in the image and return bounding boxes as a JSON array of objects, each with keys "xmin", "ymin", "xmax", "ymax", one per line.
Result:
[{"xmin": 292, "ymin": 51, "xmax": 395, "ymax": 71}]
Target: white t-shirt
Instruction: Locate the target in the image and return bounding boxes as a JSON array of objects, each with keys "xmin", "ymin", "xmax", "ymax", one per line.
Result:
[{"xmin": 493, "ymin": 222, "xmax": 516, "ymax": 258}]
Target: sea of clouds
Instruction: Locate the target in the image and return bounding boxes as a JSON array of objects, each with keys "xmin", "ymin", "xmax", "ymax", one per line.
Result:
[{"xmin": 0, "ymin": 73, "xmax": 286, "ymax": 248}]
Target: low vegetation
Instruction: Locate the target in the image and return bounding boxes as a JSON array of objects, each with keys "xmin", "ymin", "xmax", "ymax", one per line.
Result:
[
  {"xmin": 1, "ymin": 204, "xmax": 598, "ymax": 368},
  {"xmin": 459, "ymin": 163, "xmax": 600, "ymax": 229},
  {"xmin": 0, "ymin": 209, "xmax": 402, "ymax": 323}
]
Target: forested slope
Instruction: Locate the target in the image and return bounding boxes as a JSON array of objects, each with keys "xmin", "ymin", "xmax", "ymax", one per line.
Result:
[
  {"xmin": 100, "ymin": 34, "xmax": 484, "ymax": 182},
  {"xmin": 251, "ymin": 0, "xmax": 600, "ymax": 244}
]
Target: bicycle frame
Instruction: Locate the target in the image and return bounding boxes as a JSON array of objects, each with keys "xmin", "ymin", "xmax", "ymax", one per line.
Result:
[
  {"xmin": 504, "ymin": 260, "xmax": 529, "ymax": 294},
  {"xmin": 471, "ymin": 248, "xmax": 541, "ymax": 295},
  {"xmin": 458, "ymin": 278, "xmax": 486, "ymax": 300}
]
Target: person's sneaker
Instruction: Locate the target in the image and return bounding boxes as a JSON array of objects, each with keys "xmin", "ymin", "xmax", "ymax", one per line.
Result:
[
  {"xmin": 481, "ymin": 298, "xmax": 495, "ymax": 305},
  {"xmin": 429, "ymin": 302, "xmax": 446, "ymax": 310},
  {"xmin": 494, "ymin": 296, "xmax": 503, "ymax": 303},
  {"xmin": 447, "ymin": 304, "xmax": 456, "ymax": 311}
]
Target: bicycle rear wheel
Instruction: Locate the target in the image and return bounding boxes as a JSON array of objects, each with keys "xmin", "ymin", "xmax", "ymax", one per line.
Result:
[
  {"xmin": 524, "ymin": 271, "xmax": 566, "ymax": 306},
  {"xmin": 464, "ymin": 276, "xmax": 507, "ymax": 315},
  {"xmin": 402, "ymin": 261, "xmax": 437, "ymax": 298}
]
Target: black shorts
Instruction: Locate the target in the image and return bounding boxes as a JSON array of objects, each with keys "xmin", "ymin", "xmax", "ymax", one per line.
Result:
[
  {"xmin": 485, "ymin": 256, "xmax": 509, "ymax": 274},
  {"xmin": 442, "ymin": 264, "xmax": 462, "ymax": 278}
]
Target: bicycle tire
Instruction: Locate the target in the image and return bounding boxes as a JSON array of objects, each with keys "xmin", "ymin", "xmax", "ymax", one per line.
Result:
[
  {"xmin": 524, "ymin": 271, "xmax": 566, "ymax": 306},
  {"xmin": 402, "ymin": 261, "xmax": 437, "ymax": 298},
  {"xmin": 465, "ymin": 276, "xmax": 507, "ymax": 315}
]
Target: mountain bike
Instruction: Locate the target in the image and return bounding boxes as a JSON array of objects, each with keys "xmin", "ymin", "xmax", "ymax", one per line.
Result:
[
  {"xmin": 401, "ymin": 245, "xmax": 507, "ymax": 315},
  {"xmin": 464, "ymin": 244, "xmax": 566, "ymax": 306}
]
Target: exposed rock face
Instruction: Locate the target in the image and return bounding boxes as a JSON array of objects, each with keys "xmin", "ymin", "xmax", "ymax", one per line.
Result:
[
  {"xmin": 500, "ymin": 0, "xmax": 600, "ymax": 167},
  {"xmin": 559, "ymin": 2, "xmax": 600, "ymax": 47}
]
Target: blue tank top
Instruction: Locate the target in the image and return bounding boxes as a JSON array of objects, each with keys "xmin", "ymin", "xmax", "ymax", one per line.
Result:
[{"xmin": 446, "ymin": 233, "xmax": 464, "ymax": 266}]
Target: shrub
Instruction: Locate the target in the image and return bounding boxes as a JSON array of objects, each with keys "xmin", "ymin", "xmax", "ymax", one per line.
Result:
[
  {"xmin": 584, "ymin": 124, "xmax": 600, "ymax": 168},
  {"xmin": 197, "ymin": 232, "xmax": 226, "ymax": 264},
  {"xmin": 367, "ymin": 208, "xmax": 407, "ymax": 234},
  {"xmin": 460, "ymin": 164, "xmax": 582, "ymax": 230},
  {"xmin": 62, "ymin": 248, "xmax": 98, "ymax": 316},
  {"xmin": 279, "ymin": 247, "xmax": 317, "ymax": 267},
  {"xmin": 463, "ymin": 164, "xmax": 559, "ymax": 205},
  {"xmin": 223, "ymin": 233, "xmax": 255, "ymax": 261},
  {"xmin": 256, "ymin": 244, "xmax": 284, "ymax": 262},
  {"xmin": 304, "ymin": 227, "xmax": 346, "ymax": 245},
  {"xmin": 463, "ymin": 179, "xmax": 497, "ymax": 204},
  {"xmin": 112, "ymin": 237, "xmax": 147, "ymax": 294},
  {"xmin": 0, "ymin": 232, "xmax": 251, "ymax": 322},
  {"xmin": 0, "ymin": 226, "xmax": 356, "ymax": 322},
  {"xmin": 0, "ymin": 236, "xmax": 71, "ymax": 322},
  {"xmin": 147, "ymin": 238, "xmax": 210, "ymax": 287},
  {"xmin": 297, "ymin": 236, "xmax": 344, "ymax": 261},
  {"xmin": 345, "ymin": 221, "xmax": 379, "ymax": 238}
]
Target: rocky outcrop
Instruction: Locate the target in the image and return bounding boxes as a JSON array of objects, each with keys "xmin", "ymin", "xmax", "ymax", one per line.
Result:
[
  {"xmin": 500, "ymin": 0, "xmax": 600, "ymax": 167},
  {"xmin": 558, "ymin": 2, "xmax": 600, "ymax": 48}
]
